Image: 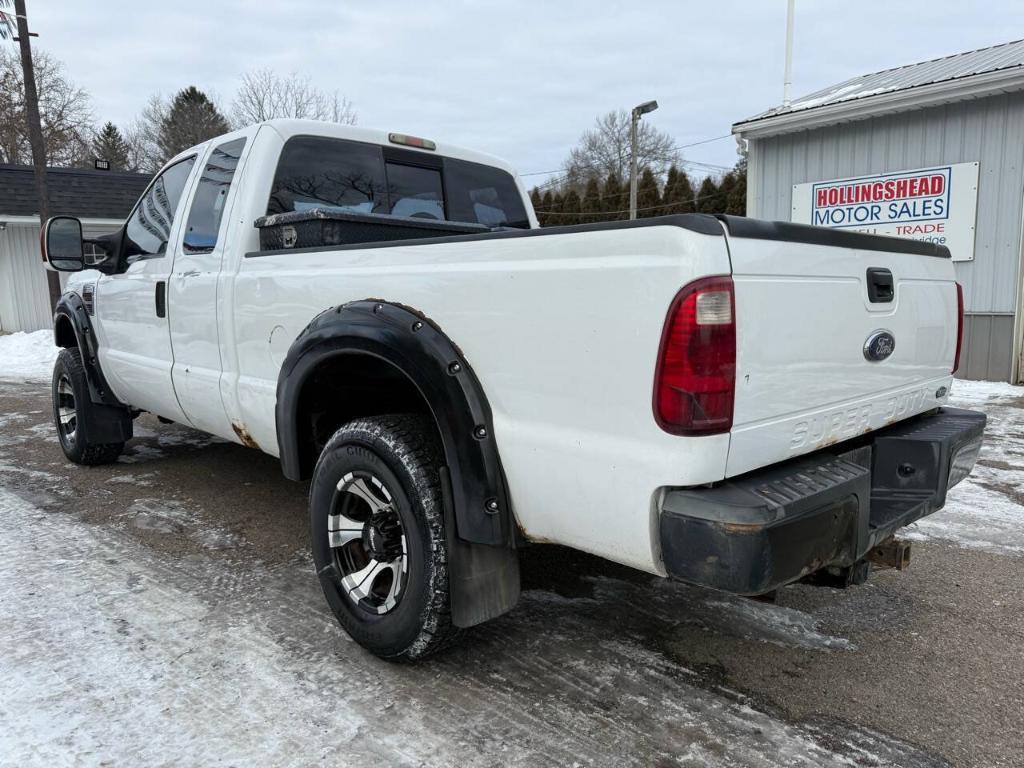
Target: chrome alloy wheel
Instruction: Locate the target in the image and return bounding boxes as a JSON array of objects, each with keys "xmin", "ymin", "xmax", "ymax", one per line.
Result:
[
  {"xmin": 56, "ymin": 374, "xmax": 77, "ymax": 446},
  {"xmin": 329, "ymin": 471, "xmax": 408, "ymax": 615}
]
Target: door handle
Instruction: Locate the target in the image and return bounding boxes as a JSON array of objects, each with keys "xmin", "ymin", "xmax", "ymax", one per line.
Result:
[
  {"xmin": 179, "ymin": 269, "xmax": 200, "ymax": 278},
  {"xmin": 155, "ymin": 281, "xmax": 166, "ymax": 318}
]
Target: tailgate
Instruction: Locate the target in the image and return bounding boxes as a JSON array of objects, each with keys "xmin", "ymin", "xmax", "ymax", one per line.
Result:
[{"xmin": 720, "ymin": 217, "xmax": 959, "ymax": 478}]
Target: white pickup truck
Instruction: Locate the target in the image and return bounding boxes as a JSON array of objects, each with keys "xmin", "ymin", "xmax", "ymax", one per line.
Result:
[{"xmin": 42, "ymin": 119, "xmax": 985, "ymax": 660}]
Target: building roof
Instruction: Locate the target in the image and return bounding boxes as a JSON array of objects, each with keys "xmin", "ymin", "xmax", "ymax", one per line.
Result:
[
  {"xmin": 0, "ymin": 164, "xmax": 152, "ymax": 220},
  {"xmin": 735, "ymin": 39, "xmax": 1024, "ymax": 138}
]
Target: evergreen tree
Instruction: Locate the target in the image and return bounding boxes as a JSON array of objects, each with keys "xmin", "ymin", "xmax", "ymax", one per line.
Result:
[
  {"xmin": 550, "ymin": 191, "xmax": 565, "ymax": 225},
  {"xmin": 539, "ymin": 190, "xmax": 554, "ymax": 227},
  {"xmin": 90, "ymin": 122, "xmax": 132, "ymax": 170},
  {"xmin": 157, "ymin": 86, "xmax": 230, "ymax": 162},
  {"xmin": 530, "ymin": 187, "xmax": 542, "ymax": 212},
  {"xmin": 637, "ymin": 167, "xmax": 660, "ymax": 218},
  {"xmin": 560, "ymin": 188, "xmax": 581, "ymax": 226},
  {"xmin": 603, "ymin": 172, "xmax": 624, "ymax": 220},
  {"xmin": 581, "ymin": 176, "xmax": 603, "ymax": 219},
  {"xmin": 719, "ymin": 172, "xmax": 736, "ymax": 213},
  {"xmin": 725, "ymin": 160, "xmax": 747, "ymax": 215},
  {"xmin": 695, "ymin": 176, "xmax": 722, "ymax": 214},
  {"xmin": 663, "ymin": 165, "xmax": 696, "ymax": 214}
]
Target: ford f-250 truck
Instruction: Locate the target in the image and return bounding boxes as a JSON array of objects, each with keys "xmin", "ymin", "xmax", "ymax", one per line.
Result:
[{"xmin": 42, "ymin": 119, "xmax": 985, "ymax": 660}]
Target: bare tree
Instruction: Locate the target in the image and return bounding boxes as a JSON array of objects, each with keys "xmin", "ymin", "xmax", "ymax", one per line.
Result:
[
  {"xmin": 0, "ymin": 47, "xmax": 93, "ymax": 167},
  {"xmin": 230, "ymin": 68, "xmax": 356, "ymax": 128},
  {"xmin": 124, "ymin": 95, "xmax": 167, "ymax": 173},
  {"xmin": 563, "ymin": 109, "xmax": 680, "ymax": 189}
]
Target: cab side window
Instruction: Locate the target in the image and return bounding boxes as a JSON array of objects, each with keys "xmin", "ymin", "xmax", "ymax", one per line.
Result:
[
  {"xmin": 123, "ymin": 156, "xmax": 196, "ymax": 262},
  {"xmin": 183, "ymin": 138, "xmax": 247, "ymax": 253}
]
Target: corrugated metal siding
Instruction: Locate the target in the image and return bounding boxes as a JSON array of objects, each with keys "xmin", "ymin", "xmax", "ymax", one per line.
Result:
[
  {"xmin": 746, "ymin": 91, "xmax": 1024, "ymax": 381},
  {"xmin": 0, "ymin": 224, "xmax": 54, "ymax": 332},
  {"xmin": 960, "ymin": 314, "xmax": 1014, "ymax": 381},
  {"xmin": 0, "ymin": 222, "xmax": 112, "ymax": 333}
]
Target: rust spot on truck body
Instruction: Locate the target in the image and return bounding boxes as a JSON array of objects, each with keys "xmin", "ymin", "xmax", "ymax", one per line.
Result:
[
  {"xmin": 720, "ymin": 521, "xmax": 765, "ymax": 535},
  {"xmin": 232, "ymin": 422, "xmax": 260, "ymax": 449}
]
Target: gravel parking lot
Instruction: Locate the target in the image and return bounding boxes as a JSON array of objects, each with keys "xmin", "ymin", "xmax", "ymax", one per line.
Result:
[{"xmin": 1, "ymin": 351, "xmax": 1022, "ymax": 766}]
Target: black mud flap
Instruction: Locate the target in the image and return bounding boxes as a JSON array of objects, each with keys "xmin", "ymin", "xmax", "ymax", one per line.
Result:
[
  {"xmin": 77, "ymin": 401, "xmax": 134, "ymax": 445},
  {"xmin": 440, "ymin": 466, "xmax": 519, "ymax": 627}
]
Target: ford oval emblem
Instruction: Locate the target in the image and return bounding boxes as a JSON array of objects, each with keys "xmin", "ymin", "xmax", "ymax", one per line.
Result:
[{"xmin": 864, "ymin": 330, "xmax": 896, "ymax": 362}]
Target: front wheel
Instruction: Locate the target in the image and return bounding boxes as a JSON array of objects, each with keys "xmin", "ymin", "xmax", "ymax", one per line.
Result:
[
  {"xmin": 51, "ymin": 348, "xmax": 124, "ymax": 465},
  {"xmin": 309, "ymin": 414, "xmax": 459, "ymax": 661}
]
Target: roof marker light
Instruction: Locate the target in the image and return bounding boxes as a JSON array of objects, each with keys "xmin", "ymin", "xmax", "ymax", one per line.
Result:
[{"xmin": 388, "ymin": 133, "xmax": 436, "ymax": 151}]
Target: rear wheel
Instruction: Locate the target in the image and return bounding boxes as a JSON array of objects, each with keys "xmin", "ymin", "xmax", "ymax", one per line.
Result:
[
  {"xmin": 310, "ymin": 414, "xmax": 458, "ymax": 660},
  {"xmin": 51, "ymin": 348, "xmax": 123, "ymax": 465}
]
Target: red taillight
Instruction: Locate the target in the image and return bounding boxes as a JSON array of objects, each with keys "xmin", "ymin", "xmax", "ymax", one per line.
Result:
[
  {"xmin": 653, "ymin": 276, "xmax": 736, "ymax": 435},
  {"xmin": 953, "ymin": 282, "xmax": 964, "ymax": 374}
]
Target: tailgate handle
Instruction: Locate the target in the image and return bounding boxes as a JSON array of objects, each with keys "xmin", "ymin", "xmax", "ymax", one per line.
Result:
[{"xmin": 866, "ymin": 268, "xmax": 894, "ymax": 303}]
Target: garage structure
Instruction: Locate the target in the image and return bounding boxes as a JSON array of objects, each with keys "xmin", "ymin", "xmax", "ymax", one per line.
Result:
[
  {"xmin": 0, "ymin": 164, "xmax": 150, "ymax": 333},
  {"xmin": 733, "ymin": 39, "xmax": 1024, "ymax": 382}
]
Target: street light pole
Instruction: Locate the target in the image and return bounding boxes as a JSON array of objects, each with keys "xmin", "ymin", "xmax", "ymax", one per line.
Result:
[
  {"xmin": 11, "ymin": 0, "xmax": 60, "ymax": 310},
  {"xmin": 629, "ymin": 100, "xmax": 658, "ymax": 221}
]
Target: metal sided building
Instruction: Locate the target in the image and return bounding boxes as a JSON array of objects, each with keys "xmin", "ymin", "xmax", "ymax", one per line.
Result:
[
  {"xmin": 0, "ymin": 165, "xmax": 150, "ymax": 333},
  {"xmin": 734, "ymin": 40, "xmax": 1024, "ymax": 382}
]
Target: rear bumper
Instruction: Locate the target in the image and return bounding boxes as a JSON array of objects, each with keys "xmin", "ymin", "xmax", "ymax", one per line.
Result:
[{"xmin": 659, "ymin": 407, "xmax": 986, "ymax": 595}]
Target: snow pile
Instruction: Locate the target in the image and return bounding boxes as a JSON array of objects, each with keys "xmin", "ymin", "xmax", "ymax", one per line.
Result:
[
  {"xmin": 0, "ymin": 331, "xmax": 58, "ymax": 382},
  {"xmin": 904, "ymin": 377, "xmax": 1024, "ymax": 556}
]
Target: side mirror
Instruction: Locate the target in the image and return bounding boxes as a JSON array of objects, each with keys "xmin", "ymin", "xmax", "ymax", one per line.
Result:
[{"xmin": 42, "ymin": 216, "xmax": 85, "ymax": 272}]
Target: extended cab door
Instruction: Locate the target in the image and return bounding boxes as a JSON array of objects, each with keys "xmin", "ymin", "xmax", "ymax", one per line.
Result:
[
  {"xmin": 167, "ymin": 132, "xmax": 251, "ymax": 439},
  {"xmin": 95, "ymin": 155, "xmax": 198, "ymax": 421}
]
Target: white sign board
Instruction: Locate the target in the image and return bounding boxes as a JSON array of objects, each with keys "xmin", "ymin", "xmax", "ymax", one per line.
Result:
[{"xmin": 792, "ymin": 162, "xmax": 979, "ymax": 261}]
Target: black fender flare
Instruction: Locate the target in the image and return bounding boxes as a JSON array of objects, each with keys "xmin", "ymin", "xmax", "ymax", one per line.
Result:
[
  {"xmin": 54, "ymin": 292, "xmax": 123, "ymax": 407},
  {"xmin": 53, "ymin": 291, "xmax": 133, "ymax": 443},
  {"xmin": 276, "ymin": 300, "xmax": 513, "ymax": 548}
]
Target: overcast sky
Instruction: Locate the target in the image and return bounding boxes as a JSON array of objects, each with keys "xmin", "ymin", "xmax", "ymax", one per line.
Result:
[{"xmin": 24, "ymin": 1, "xmax": 1024, "ymax": 182}]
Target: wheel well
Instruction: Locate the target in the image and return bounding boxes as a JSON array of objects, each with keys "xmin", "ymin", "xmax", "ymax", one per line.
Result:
[
  {"xmin": 294, "ymin": 352, "xmax": 437, "ymax": 478},
  {"xmin": 54, "ymin": 313, "xmax": 78, "ymax": 348}
]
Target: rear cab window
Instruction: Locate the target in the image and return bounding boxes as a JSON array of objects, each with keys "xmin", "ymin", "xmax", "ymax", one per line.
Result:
[{"xmin": 266, "ymin": 135, "xmax": 529, "ymax": 229}]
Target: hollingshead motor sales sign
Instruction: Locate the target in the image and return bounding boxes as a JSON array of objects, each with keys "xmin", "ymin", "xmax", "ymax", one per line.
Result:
[{"xmin": 792, "ymin": 162, "xmax": 979, "ymax": 261}]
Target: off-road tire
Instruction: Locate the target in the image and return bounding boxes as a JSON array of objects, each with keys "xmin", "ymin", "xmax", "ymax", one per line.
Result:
[
  {"xmin": 310, "ymin": 414, "xmax": 459, "ymax": 661},
  {"xmin": 51, "ymin": 348, "xmax": 124, "ymax": 465}
]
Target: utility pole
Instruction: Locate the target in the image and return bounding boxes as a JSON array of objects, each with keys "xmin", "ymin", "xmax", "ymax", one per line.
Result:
[
  {"xmin": 782, "ymin": 0, "xmax": 795, "ymax": 108},
  {"xmin": 629, "ymin": 100, "xmax": 658, "ymax": 221},
  {"xmin": 11, "ymin": 0, "xmax": 61, "ymax": 310}
]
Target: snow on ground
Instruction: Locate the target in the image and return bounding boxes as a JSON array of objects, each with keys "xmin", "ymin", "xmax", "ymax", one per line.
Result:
[
  {"xmin": 948, "ymin": 377, "xmax": 1024, "ymax": 407},
  {"xmin": 903, "ymin": 378, "xmax": 1024, "ymax": 555},
  {"xmin": 0, "ymin": 331, "xmax": 59, "ymax": 383},
  {"xmin": 0, "ymin": 486, "xmax": 928, "ymax": 767}
]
